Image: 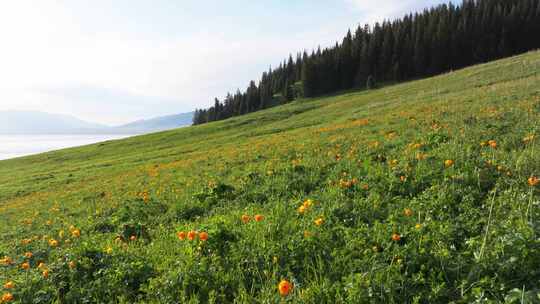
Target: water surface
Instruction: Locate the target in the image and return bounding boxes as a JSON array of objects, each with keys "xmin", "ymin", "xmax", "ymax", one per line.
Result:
[{"xmin": 0, "ymin": 134, "xmax": 134, "ymax": 160}]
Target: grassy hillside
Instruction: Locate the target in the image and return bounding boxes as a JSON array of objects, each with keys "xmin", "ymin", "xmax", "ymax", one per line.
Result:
[{"xmin": 0, "ymin": 51, "xmax": 539, "ymax": 303}]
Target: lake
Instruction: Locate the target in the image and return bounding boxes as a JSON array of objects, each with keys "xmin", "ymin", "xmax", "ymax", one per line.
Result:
[{"xmin": 0, "ymin": 134, "xmax": 135, "ymax": 160}]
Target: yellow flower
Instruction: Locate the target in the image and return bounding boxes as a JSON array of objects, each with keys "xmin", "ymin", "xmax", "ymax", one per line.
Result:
[
  {"xmin": 38, "ymin": 262, "xmax": 46, "ymax": 269},
  {"xmin": 42, "ymin": 270, "xmax": 49, "ymax": 278},
  {"xmin": 106, "ymin": 247, "xmax": 113, "ymax": 254},
  {"xmin": 303, "ymin": 199, "xmax": 313, "ymax": 208},
  {"xmin": 3, "ymin": 281, "xmax": 14, "ymax": 289},
  {"xmin": 444, "ymin": 159, "xmax": 454, "ymax": 167},
  {"xmin": 314, "ymin": 218, "xmax": 324, "ymax": 226},
  {"xmin": 528, "ymin": 176, "xmax": 539, "ymax": 187},
  {"xmin": 415, "ymin": 223, "xmax": 422, "ymax": 230},
  {"xmin": 24, "ymin": 252, "xmax": 33, "ymax": 259},
  {"xmin": 48, "ymin": 239, "xmax": 59, "ymax": 247},
  {"xmin": 297, "ymin": 205, "xmax": 307, "ymax": 214}
]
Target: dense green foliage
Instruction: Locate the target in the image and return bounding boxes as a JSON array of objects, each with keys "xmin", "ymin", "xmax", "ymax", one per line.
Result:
[
  {"xmin": 193, "ymin": 0, "xmax": 540, "ymax": 125},
  {"xmin": 0, "ymin": 51, "xmax": 539, "ymax": 303}
]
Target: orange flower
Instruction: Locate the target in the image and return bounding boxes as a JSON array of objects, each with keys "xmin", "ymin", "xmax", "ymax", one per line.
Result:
[
  {"xmin": 48, "ymin": 239, "xmax": 59, "ymax": 247},
  {"xmin": 241, "ymin": 214, "xmax": 250, "ymax": 223},
  {"xmin": 488, "ymin": 140, "xmax": 497, "ymax": 148},
  {"xmin": 177, "ymin": 231, "xmax": 186, "ymax": 240},
  {"xmin": 21, "ymin": 262, "xmax": 30, "ymax": 270},
  {"xmin": 278, "ymin": 280, "xmax": 293, "ymax": 297},
  {"xmin": 528, "ymin": 176, "xmax": 539, "ymax": 187},
  {"xmin": 303, "ymin": 199, "xmax": 313, "ymax": 208},
  {"xmin": 187, "ymin": 230, "xmax": 197, "ymax": 241},
  {"xmin": 297, "ymin": 205, "xmax": 307, "ymax": 214},
  {"xmin": 254, "ymin": 214, "xmax": 264, "ymax": 222},
  {"xmin": 314, "ymin": 218, "xmax": 324, "ymax": 226},
  {"xmin": 391, "ymin": 233, "xmax": 401, "ymax": 242},
  {"xmin": 400, "ymin": 176, "xmax": 406, "ymax": 182},
  {"xmin": 0, "ymin": 256, "xmax": 13, "ymax": 265},
  {"xmin": 444, "ymin": 159, "xmax": 454, "ymax": 167},
  {"xmin": 37, "ymin": 262, "xmax": 46, "ymax": 269},
  {"xmin": 24, "ymin": 252, "xmax": 33, "ymax": 259},
  {"xmin": 3, "ymin": 281, "xmax": 14, "ymax": 289},
  {"xmin": 129, "ymin": 235, "xmax": 137, "ymax": 241},
  {"xmin": 403, "ymin": 208, "xmax": 413, "ymax": 217},
  {"xmin": 42, "ymin": 270, "xmax": 49, "ymax": 278},
  {"xmin": 71, "ymin": 229, "xmax": 81, "ymax": 238},
  {"xmin": 68, "ymin": 261, "xmax": 76, "ymax": 269},
  {"xmin": 199, "ymin": 231, "xmax": 209, "ymax": 241},
  {"xmin": 1, "ymin": 293, "xmax": 14, "ymax": 302}
]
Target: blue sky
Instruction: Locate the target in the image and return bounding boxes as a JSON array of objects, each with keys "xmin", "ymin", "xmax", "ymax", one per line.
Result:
[{"xmin": 0, "ymin": 0, "xmax": 451, "ymax": 125}]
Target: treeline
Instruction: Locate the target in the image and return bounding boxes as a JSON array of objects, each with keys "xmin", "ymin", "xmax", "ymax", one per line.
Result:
[{"xmin": 193, "ymin": 0, "xmax": 540, "ymax": 125}]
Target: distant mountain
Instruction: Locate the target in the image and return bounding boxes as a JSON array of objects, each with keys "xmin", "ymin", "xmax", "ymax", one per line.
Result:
[
  {"xmin": 0, "ymin": 110, "xmax": 194, "ymax": 134},
  {"xmin": 0, "ymin": 111, "xmax": 107, "ymax": 134},
  {"xmin": 113, "ymin": 112, "xmax": 193, "ymax": 133}
]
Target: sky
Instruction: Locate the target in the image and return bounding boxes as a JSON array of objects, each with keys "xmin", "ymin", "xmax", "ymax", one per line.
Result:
[{"xmin": 0, "ymin": 0, "xmax": 451, "ymax": 125}]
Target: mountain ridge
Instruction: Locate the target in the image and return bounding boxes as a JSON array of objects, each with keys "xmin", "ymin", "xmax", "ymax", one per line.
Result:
[{"xmin": 0, "ymin": 110, "xmax": 193, "ymax": 134}]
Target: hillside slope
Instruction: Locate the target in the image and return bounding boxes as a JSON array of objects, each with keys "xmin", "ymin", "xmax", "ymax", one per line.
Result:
[{"xmin": 0, "ymin": 51, "xmax": 539, "ymax": 303}]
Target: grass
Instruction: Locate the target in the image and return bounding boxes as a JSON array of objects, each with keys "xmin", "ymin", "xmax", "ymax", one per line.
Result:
[{"xmin": 0, "ymin": 51, "xmax": 539, "ymax": 303}]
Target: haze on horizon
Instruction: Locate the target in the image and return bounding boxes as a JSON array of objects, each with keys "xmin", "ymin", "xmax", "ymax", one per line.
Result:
[{"xmin": 0, "ymin": 0, "xmax": 450, "ymax": 125}]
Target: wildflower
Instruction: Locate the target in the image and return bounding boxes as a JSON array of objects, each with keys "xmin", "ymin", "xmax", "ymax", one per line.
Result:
[
  {"xmin": 391, "ymin": 233, "xmax": 401, "ymax": 242},
  {"xmin": 523, "ymin": 134, "xmax": 535, "ymax": 144},
  {"xmin": 3, "ymin": 281, "xmax": 14, "ymax": 289},
  {"xmin": 303, "ymin": 199, "xmax": 313, "ymax": 208},
  {"xmin": 199, "ymin": 232, "xmax": 209, "ymax": 241},
  {"xmin": 58, "ymin": 230, "xmax": 65, "ymax": 238},
  {"xmin": 24, "ymin": 252, "xmax": 33, "ymax": 259},
  {"xmin": 444, "ymin": 159, "xmax": 454, "ymax": 167},
  {"xmin": 303, "ymin": 230, "xmax": 311, "ymax": 238},
  {"xmin": 129, "ymin": 235, "xmax": 137, "ymax": 241},
  {"xmin": 415, "ymin": 223, "xmax": 422, "ymax": 230},
  {"xmin": 480, "ymin": 141, "xmax": 487, "ymax": 147},
  {"xmin": 254, "ymin": 214, "xmax": 264, "ymax": 222},
  {"xmin": 314, "ymin": 218, "xmax": 324, "ymax": 226},
  {"xmin": 241, "ymin": 214, "xmax": 250, "ymax": 223},
  {"xmin": 187, "ymin": 230, "xmax": 197, "ymax": 241},
  {"xmin": 21, "ymin": 262, "xmax": 30, "ymax": 270},
  {"xmin": 46, "ymin": 220, "xmax": 52, "ymax": 225},
  {"xmin": 37, "ymin": 262, "xmax": 46, "ymax": 269},
  {"xmin": 42, "ymin": 270, "xmax": 49, "ymax": 278},
  {"xmin": 0, "ymin": 256, "xmax": 13, "ymax": 265},
  {"xmin": 400, "ymin": 176, "xmax": 406, "ymax": 182},
  {"xmin": 278, "ymin": 280, "xmax": 293, "ymax": 297},
  {"xmin": 404, "ymin": 208, "xmax": 413, "ymax": 217},
  {"xmin": 528, "ymin": 176, "xmax": 539, "ymax": 187},
  {"xmin": 177, "ymin": 231, "xmax": 186, "ymax": 240},
  {"xmin": 297, "ymin": 205, "xmax": 307, "ymax": 214},
  {"xmin": 1, "ymin": 293, "xmax": 14, "ymax": 302},
  {"xmin": 488, "ymin": 140, "xmax": 497, "ymax": 148},
  {"xmin": 106, "ymin": 247, "xmax": 113, "ymax": 254},
  {"xmin": 71, "ymin": 229, "xmax": 81, "ymax": 238},
  {"xmin": 68, "ymin": 261, "xmax": 76, "ymax": 269},
  {"xmin": 48, "ymin": 239, "xmax": 59, "ymax": 247}
]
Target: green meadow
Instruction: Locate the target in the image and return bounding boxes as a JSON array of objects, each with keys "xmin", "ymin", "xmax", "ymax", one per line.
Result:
[{"xmin": 0, "ymin": 51, "xmax": 539, "ymax": 303}]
